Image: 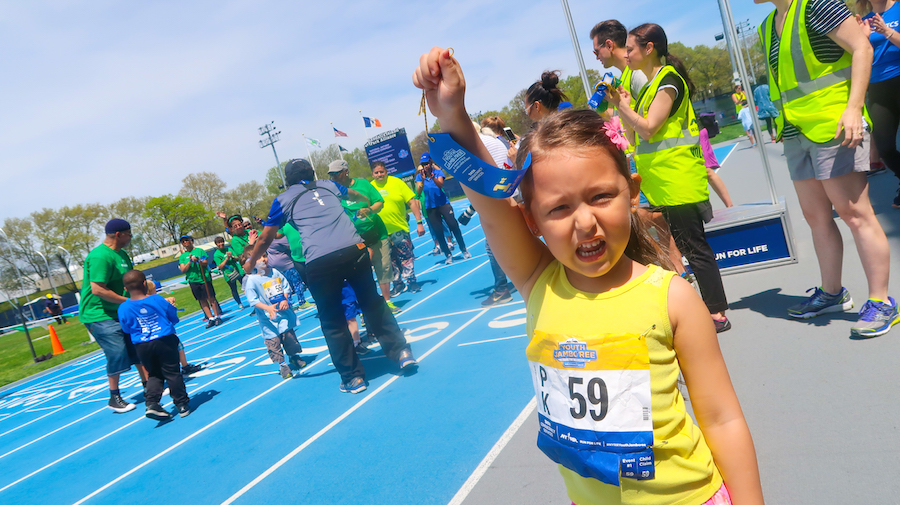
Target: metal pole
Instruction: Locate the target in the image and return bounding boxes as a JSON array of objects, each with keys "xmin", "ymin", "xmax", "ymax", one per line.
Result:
[
  {"xmin": 259, "ymin": 122, "xmax": 286, "ymax": 187},
  {"xmin": 302, "ymin": 134, "xmax": 318, "ymax": 180},
  {"xmin": 717, "ymin": 6, "xmax": 740, "ymax": 80},
  {"xmin": 0, "ymin": 227, "xmax": 30, "ymax": 303},
  {"xmin": 57, "ymin": 246, "xmax": 77, "ymax": 291},
  {"xmin": 359, "ymin": 110, "xmax": 370, "ymax": 140},
  {"xmin": 559, "ymin": 0, "xmax": 592, "ymax": 100},
  {"xmin": 719, "ymin": 0, "xmax": 778, "ymax": 204},
  {"xmin": 35, "ymin": 250, "xmax": 58, "ymax": 296},
  {"xmin": 737, "ymin": 20, "xmax": 756, "ymax": 84}
]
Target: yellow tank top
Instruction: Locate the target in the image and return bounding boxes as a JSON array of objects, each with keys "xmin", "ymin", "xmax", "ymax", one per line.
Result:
[{"xmin": 526, "ymin": 262, "xmax": 722, "ymax": 505}]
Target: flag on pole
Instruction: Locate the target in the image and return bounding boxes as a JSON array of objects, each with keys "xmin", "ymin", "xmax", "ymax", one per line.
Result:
[
  {"xmin": 333, "ymin": 127, "xmax": 349, "ymax": 137},
  {"xmin": 362, "ymin": 117, "xmax": 382, "ymax": 128},
  {"xmin": 306, "ymin": 137, "xmax": 322, "ymax": 148},
  {"xmin": 339, "ymin": 145, "xmax": 349, "ymax": 153}
]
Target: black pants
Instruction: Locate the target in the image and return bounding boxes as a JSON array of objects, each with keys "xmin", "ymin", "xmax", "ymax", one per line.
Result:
[
  {"xmin": 868, "ymin": 75, "xmax": 900, "ymax": 177},
  {"xmin": 305, "ymin": 245, "xmax": 409, "ymax": 383},
  {"xmin": 226, "ymin": 274, "xmax": 244, "ymax": 306},
  {"xmin": 135, "ymin": 334, "xmax": 188, "ymax": 407},
  {"xmin": 292, "ymin": 261, "xmax": 309, "ymax": 288},
  {"xmin": 426, "ymin": 204, "xmax": 467, "ymax": 257},
  {"xmin": 661, "ymin": 201, "xmax": 729, "ymax": 314},
  {"xmin": 485, "ymin": 242, "xmax": 509, "ymax": 292}
]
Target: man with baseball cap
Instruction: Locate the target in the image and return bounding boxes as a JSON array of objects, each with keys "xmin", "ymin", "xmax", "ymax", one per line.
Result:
[
  {"xmin": 178, "ymin": 234, "xmax": 223, "ymax": 329},
  {"xmin": 79, "ymin": 218, "xmax": 147, "ymax": 413},
  {"xmin": 245, "ymin": 158, "xmax": 418, "ymax": 394},
  {"xmin": 416, "ymin": 152, "xmax": 470, "ymax": 265},
  {"xmin": 215, "ymin": 212, "xmax": 257, "ymax": 257}
]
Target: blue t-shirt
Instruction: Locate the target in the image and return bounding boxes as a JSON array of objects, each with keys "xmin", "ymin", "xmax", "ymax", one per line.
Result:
[
  {"xmin": 117, "ymin": 295, "xmax": 179, "ymax": 344},
  {"xmin": 416, "ymin": 168, "xmax": 450, "ymax": 209},
  {"xmin": 244, "ymin": 270, "xmax": 297, "ymax": 340},
  {"xmin": 865, "ymin": 2, "xmax": 900, "ymax": 82}
]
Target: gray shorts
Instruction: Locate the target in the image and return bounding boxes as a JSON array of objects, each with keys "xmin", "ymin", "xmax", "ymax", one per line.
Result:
[
  {"xmin": 84, "ymin": 319, "xmax": 140, "ymax": 376},
  {"xmin": 783, "ymin": 132, "xmax": 870, "ymax": 181}
]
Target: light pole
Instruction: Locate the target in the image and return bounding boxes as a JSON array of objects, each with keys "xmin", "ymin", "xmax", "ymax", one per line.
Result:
[
  {"xmin": 0, "ymin": 227, "xmax": 29, "ymax": 302},
  {"xmin": 259, "ymin": 121, "xmax": 285, "ymax": 188},
  {"xmin": 57, "ymin": 246, "xmax": 76, "ymax": 291},
  {"xmin": 559, "ymin": 0, "xmax": 592, "ymax": 100},
  {"xmin": 0, "ymin": 228, "xmax": 37, "ymax": 362},
  {"xmin": 35, "ymin": 250, "xmax": 58, "ymax": 296}
]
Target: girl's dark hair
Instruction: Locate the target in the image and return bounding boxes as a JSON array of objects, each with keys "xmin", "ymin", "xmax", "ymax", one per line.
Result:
[
  {"xmin": 525, "ymin": 71, "xmax": 569, "ymax": 112},
  {"xmin": 215, "ymin": 236, "xmax": 225, "ymax": 244},
  {"xmin": 516, "ymin": 109, "xmax": 674, "ymax": 270},
  {"xmin": 590, "ymin": 19, "xmax": 627, "ymax": 48},
  {"xmin": 629, "ymin": 23, "xmax": 696, "ymax": 100}
]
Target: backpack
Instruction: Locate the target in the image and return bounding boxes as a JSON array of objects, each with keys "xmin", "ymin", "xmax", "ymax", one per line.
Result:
[{"xmin": 698, "ymin": 112, "xmax": 719, "ymax": 138}]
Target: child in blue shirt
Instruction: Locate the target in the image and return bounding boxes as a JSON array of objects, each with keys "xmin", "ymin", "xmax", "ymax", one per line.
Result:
[
  {"xmin": 118, "ymin": 269, "xmax": 190, "ymax": 420},
  {"xmin": 240, "ymin": 251, "xmax": 307, "ymax": 379}
]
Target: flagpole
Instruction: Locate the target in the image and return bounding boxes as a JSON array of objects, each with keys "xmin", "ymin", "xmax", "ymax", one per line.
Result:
[
  {"xmin": 330, "ymin": 122, "xmax": 345, "ymax": 161},
  {"xmin": 302, "ymin": 133, "xmax": 318, "ymax": 180},
  {"xmin": 359, "ymin": 110, "xmax": 369, "ymax": 139}
]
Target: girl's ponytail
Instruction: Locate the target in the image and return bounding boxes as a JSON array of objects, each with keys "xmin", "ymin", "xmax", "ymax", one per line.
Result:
[{"xmin": 629, "ymin": 23, "xmax": 696, "ymax": 99}]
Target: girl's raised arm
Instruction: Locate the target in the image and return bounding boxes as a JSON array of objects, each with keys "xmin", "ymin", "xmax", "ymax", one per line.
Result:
[
  {"xmin": 413, "ymin": 47, "xmax": 551, "ymax": 297},
  {"xmin": 668, "ymin": 277, "xmax": 765, "ymax": 505}
]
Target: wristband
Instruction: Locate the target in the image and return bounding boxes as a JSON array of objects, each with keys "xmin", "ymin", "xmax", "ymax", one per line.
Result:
[
  {"xmin": 416, "ymin": 220, "xmax": 423, "ymax": 224},
  {"xmin": 427, "ymin": 132, "xmax": 530, "ymax": 199}
]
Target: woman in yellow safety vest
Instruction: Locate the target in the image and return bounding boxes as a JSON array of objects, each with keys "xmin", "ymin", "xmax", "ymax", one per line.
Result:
[
  {"xmin": 732, "ymin": 83, "xmax": 747, "ymax": 115},
  {"xmin": 608, "ymin": 22, "xmax": 731, "ymax": 332},
  {"xmin": 758, "ymin": 0, "xmax": 896, "ymax": 337}
]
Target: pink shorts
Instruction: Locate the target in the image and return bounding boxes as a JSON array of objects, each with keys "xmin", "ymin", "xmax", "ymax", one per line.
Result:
[{"xmin": 571, "ymin": 483, "xmax": 731, "ymax": 505}]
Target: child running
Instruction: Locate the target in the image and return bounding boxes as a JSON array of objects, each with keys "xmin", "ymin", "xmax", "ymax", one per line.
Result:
[
  {"xmin": 117, "ymin": 270, "xmax": 190, "ymax": 420},
  {"xmin": 414, "ymin": 48, "xmax": 764, "ymax": 505},
  {"xmin": 240, "ymin": 251, "xmax": 306, "ymax": 379}
]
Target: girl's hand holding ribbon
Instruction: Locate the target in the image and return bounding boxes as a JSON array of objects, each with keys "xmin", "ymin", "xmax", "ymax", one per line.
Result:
[{"xmin": 413, "ymin": 47, "xmax": 466, "ymax": 123}]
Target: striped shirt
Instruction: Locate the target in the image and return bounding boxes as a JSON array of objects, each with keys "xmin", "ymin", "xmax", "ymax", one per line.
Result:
[{"xmin": 767, "ymin": 0, "xmax": 851, "ymax": 139}]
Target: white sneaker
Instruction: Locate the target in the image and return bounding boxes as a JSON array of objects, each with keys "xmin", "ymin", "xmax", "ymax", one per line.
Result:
[{"xmin": 445, "ymin": 255, "xmax": 453, "ymax": 265}]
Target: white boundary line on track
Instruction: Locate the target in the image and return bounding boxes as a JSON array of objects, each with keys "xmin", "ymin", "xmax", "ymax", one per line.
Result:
[
  {"xmin": 0, "ymin": 349, "xmax": 276, "ymax": 494},
  {"xmin": 70, "ymin": 354, "xmax": 333, "ymax": 505},
  {"xmin": 23, "ymin": 405, "xmax": 62, "ymax": 412},
  {"xmin": 226, "ymin": 371, "xmax": 278, "ymax": 381},
  {"xmin": 447, "ymin": 398, "xmax": 537, "ymax": 505},
  {"xmin": 415, "ymin": 225, "xmax": 484, "ymax": 260},
  {"xmin": 457, "ymin": 334, "xmax": 526, "ymax": 347},
  {"xmin": 218, "ymin": 308, "xmax": 491, "ymax": 505},
  {"xmin": 718, "ymin": 142, "xmax": 738, "ymax": 168}
]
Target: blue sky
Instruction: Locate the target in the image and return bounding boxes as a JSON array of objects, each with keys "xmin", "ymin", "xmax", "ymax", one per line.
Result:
[{"xmin": 0, "ymin": 0, "xmax": 775, "ymax": 219}]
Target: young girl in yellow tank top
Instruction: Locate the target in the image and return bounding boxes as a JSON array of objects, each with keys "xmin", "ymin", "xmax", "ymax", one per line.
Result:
[{"xmin": 414, "ymin": 47, "xmax": 764, "ymax": 505}]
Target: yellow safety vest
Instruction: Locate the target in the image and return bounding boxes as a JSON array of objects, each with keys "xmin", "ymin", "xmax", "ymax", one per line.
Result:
[
  {"xmin": 632, "ymin": 66, "xmax": 708, "ymax": 207},
  {"xmin": 733, "ymin": 91, "xmax": 746, "ymax": 115},
  {"xmin": 759, "ymin": 0, "xmax": 866, "ymax": 143},
  {"xmin": 620, "ymin": 66, "xmax": 636, "ymax": 156}
]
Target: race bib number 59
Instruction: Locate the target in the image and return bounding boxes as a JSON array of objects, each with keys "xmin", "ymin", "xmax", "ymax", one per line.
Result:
[{"xmin": 527, "ymin": 331, "xmax": 655, "ymax": 485}]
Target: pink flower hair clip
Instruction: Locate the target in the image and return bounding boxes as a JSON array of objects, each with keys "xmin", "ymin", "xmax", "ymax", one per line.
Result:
[{"xmin": 603, "ymin": 116, "xmax": 630, "ymax": 152}]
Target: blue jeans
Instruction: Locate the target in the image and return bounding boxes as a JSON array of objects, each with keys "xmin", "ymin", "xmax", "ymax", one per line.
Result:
[
  {"xmin": 84, "ymin": 319, "xmax": 140, "ymax": 376},
  {"xmin": 281, "ymin": 267, "xmax": 307, "ymax": 305},
  {"xmin": 484, "ymin": 242, "xmax": 509, "ymax": 292}
]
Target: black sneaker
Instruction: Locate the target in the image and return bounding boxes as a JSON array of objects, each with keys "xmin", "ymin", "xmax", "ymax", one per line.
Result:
[
  {"xmin": 206, "ymin": 319, "xmax": 216, "ymax": 329},
  {"xmin": 182, "ymin": 363, "xmax": 202, "ymax": 375},
  {"xmin": 408, "ymin": 281, "xmax": 422, "ymax": 293},
  {"xmin": 355, "ymin": 341, "xmax": 371, "ymax": 355},
  {"xmin": 398, "ymin": 349, "xmax": 418, "ymax": 371},
  {"xmin": 280, "ymin": 363, "xmax": 293, "ymax": 379},
  {"xmin": 177, "ymin": 404, "xmax": 191, "ymax": 418},
  {"xmin": 108, "ymin": 393, "xmax": 136, "ymax": 413},
  {"xmin": 214, "ymin": 317, "xmax": 223, "ymax": 326},
  {"xmin": 481, "ymin": 290, "xmax": 513, "ymax": 307},
  {"xmin": 390, "ymin": 283, "xmax": 407, "ymax": 297},
  {"xmin": 339, "ymin": 376, "xmax": 368, "ymax": 394},
  {"xmin": 714, "ymin": 317, "xmax": 732, "ymax": 333},
  {"xmin": 145, "ymin": 403, "xmax": 171, "ymax": 420},
  {"xmin": 289, "ymin": 354, "xmax": 307, "ymax": 370}
]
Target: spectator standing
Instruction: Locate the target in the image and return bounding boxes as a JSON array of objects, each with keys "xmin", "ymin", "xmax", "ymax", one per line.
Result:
[
  {"xmin": 416, "ymin": 153, "xmax": 470, "ymax": 265},
  {"xmin": 753, "ymin": 75, "xmax": 780, "ymax": 142},
  {"xmin": 43, "ymin": 294, "xmax": 67, "ymax": 324},
  {"xmin": 178, "ymin": 235, "xmax": 223, "ymax": 329},
  {"xmin": 213, "ymin": 236, "xmax": 245, "ymax": 309}
]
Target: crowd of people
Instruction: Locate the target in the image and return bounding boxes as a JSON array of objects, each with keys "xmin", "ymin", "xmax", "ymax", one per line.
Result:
[{"xmin": 67, "ymin": 1, "xmax": 900, "ymax": 502}]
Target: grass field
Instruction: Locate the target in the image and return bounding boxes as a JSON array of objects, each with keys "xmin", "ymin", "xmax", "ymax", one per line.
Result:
[
  {"xmin": 710, "ymin": 122, "xmax": 748, "ymax": 145},
  {"xmin": 0, "ymin": 274, "xmax": 235, "ymax": 388}
]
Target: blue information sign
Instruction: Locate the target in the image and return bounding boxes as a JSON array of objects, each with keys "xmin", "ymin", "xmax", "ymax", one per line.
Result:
[
  {"xmin": 364, "ymin": 127, "xmax": 417, "ymax": 177},
  {"xmin": 706, "ymin": 217, "xmax": 791, "ymax": 270}
]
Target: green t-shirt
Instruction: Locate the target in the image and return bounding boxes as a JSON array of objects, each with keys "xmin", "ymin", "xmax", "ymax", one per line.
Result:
[
  {"xmin": 179, "ymin": 248, "xmax": 210, "ymax": 284},
  {"xmin": 79, "ymin": 244, "xmax": 133, "ymax": 323},
  {"xmin": 213, "ymin": 247, "xmax": 244, "ymax": 276},
  {"xmin": 229, "ymin": 234, "xmax": 251, "ymax": 256},
  {"xmin": 343, "ymin": 178, "xmax": 387, "ymax": 240},
  {"xmin": 279, "ymin": 224, "xmax": 306, "ymax": 263},
  {"xmin": 372, "ymin": 176, "xmax": 416, "ymax": 235}
]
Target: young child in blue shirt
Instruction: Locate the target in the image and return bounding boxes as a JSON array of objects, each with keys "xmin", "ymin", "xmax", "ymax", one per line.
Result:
[
  {"xmin": 117, "ymin": 269, "xmax": 190, "ymax": 420},
  {"xmin": 240, "ymin": 251, "xmax": 307, "ymax": 379}
]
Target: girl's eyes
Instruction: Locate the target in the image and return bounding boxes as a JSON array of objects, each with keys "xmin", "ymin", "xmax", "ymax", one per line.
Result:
[{"xmin": 592, "ymin": 193, "xmax": 616, "ymax": 205}]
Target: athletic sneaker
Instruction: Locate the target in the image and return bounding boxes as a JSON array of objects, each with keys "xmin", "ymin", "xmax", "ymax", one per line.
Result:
[
  {"xmin": 445, "ymin": 255, "xmax": 453, "ymax": 265},
  {"xmin": 398, "ymin": 349, "xmax": 418, "ymax": 371},
  {"xmin": 787, "ymin": 287, "xmax": 853, "ymax": 319},
  {"xmin": 390, "ymin": 283, "xmax": 407, "ymax": 297},
  {"xmin": 449, "ymin": 242, "xmax": 455, "ymax": 252},
  {"xmin": 482, "ymin": 290, "xmax": 513, "ymax": 307},
  {"xmin": 182, "ymin": 363, "xmax": 202, "ymax": 375},
  {"xmin": 431, "ymin": 246, "xmax": 441, "ymax": 256},
  {"xmin": 214, "ymin": 317, "xmax": 223, "ymax": 326},
  {"xmin": 713, "ymin": 317, "xmax": 732, "ymax": 333},
  {"xmin": 462, "ymin": 251, "xmax": 472, "ymax": 259},
  {"xmin": 205, "ymin": 319, "xmax": 216, "ymax": 329},
  {"xmin": 145, "ymin": 403, "xmax": 171, "ymax": 421},
  {"xmin": 387, "ymin": 301, "xmax": 402, "ymax": 314},
  {"xmin": 850, "ymin": 297, "xmax": 899, "ymax": 337},
  {"xmin": 108, "ymin": 394, "xmax": 136, "ymax": 413},
  {"xmin": 289, "ymin": 354, "xmax": 307, "ymax": 370},
  {"xmin": 280, "ymin": 363, "xmax": 293, "ymax": 379},
  {"xmin": 408, "ymin": 281, "xmax": 422, "ymax": 293},
  {"xmin": 340, "ymin": 376, "xmax": 368, "ymax": 394},
  {"xmin": 297, "ymin": 301, "xmax": 316, "ymax": 310},
  {"xmin": 238, "ymin": 304, "xmax": 245, "ymax": 310},
  {"xmin": 355, "ymin": 341, "xmax": 371, "ymax": 355},
  {"xmin": 177, "ymin": 404, "xmax": 190, "ymax": 418}
]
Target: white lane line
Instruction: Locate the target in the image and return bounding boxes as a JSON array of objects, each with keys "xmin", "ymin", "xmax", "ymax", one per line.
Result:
[
  {"xmin": 458, "ymin": 334, "xmax": 526, "ymax": 347},
  {"xmin": 219, "ymin": 308, "xmax": 490, "ymax": 505},
  {"xmin": 396, "ymin": 301, "xmax": 524, "ymax": 325},
  {"xmin": 417, "ymin": 242, "xmax": 487, "ymax": 277},
  {"xmin": 719, "ymin": 143, "xmax": 738, "ymax": 168},
  {"xmin": 23, "ymin": 405, "xmax": 62, "ymax": 413},
  {"xmin": 395, "ymin": 260, "xmax": 489, "ymax": 315},
  {"xmin": 212, "ymin": 348, "xmax": 267, "ymax": 359},
  {"xmin": 447, "ymin": 398, "xmax": 537, "ymax": 505},
  {"xmin": 226, "ymin": 371, "xmax": 278, "ymax": 381},
  {"xmin": 0, "ymin": 350, "xmax": 273, "ymax": 494},
  {"xmin": 415, "ymin": 225, "xmax": 484, "ymax": 259},
  {"xmin": 70, "ymin": 355, "xmax": 332, "ymax": 505},
  {"xmin": 79, "ymin": 398, "xmax": 110, "ymax": 404}
]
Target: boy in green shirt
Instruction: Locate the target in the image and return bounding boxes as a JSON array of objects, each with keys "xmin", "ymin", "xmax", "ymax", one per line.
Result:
[
  {"xmin": 213, "ymin": 236, "xmax": 246, "ymax": 309},
  {"xmin": 178, "ymin": 235, "xmax": 223, "ymax": 329}
]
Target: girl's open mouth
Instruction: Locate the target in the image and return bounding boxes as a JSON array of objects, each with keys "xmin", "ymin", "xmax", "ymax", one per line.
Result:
[{"xmin": 576, "ymin": 238, "xmax": 606, "ymax": 261}]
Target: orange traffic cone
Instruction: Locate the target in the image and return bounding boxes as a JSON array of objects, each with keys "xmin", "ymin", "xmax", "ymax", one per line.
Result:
[{"xmin": 49, "ymin": 325, "xmax": 65, "ymax": 355}]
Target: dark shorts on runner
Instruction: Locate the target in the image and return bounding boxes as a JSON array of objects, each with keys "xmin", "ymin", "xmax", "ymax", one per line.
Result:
[
  {"xmin": 189, "ymin": 281, "xmax": 216, "ymax": 301},
  {"xmin": 84, "ymin": 319, "xmax": 140, "ymax": 376}
]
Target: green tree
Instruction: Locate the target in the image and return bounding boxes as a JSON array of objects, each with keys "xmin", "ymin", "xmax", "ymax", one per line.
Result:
[
  {"xmin": 107, "ymin": 196, "xmax": 168, "ymax": 253},
  {"xmin": 178, "ymin": 172, "xmax": 226, "ymax": 236},
  {"xmin": 264, "ymin": 162, "xmax": 288, "ymax": 195},
  {"xmin": 144, "ymin": 195, "xmax": 208, "ymax": 245},
  {"xmin": 558, "ymin": 69, "xmax": 602, "ymax": 109},
  {"xmin": 223, "ymin": 181, "xmax": 272, "ymax": 221}
]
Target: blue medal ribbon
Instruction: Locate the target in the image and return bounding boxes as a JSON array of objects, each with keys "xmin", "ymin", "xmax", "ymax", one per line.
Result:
[{"xmin": 427, "ymin": 132, "xmax": 530, "ymax": 199}]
